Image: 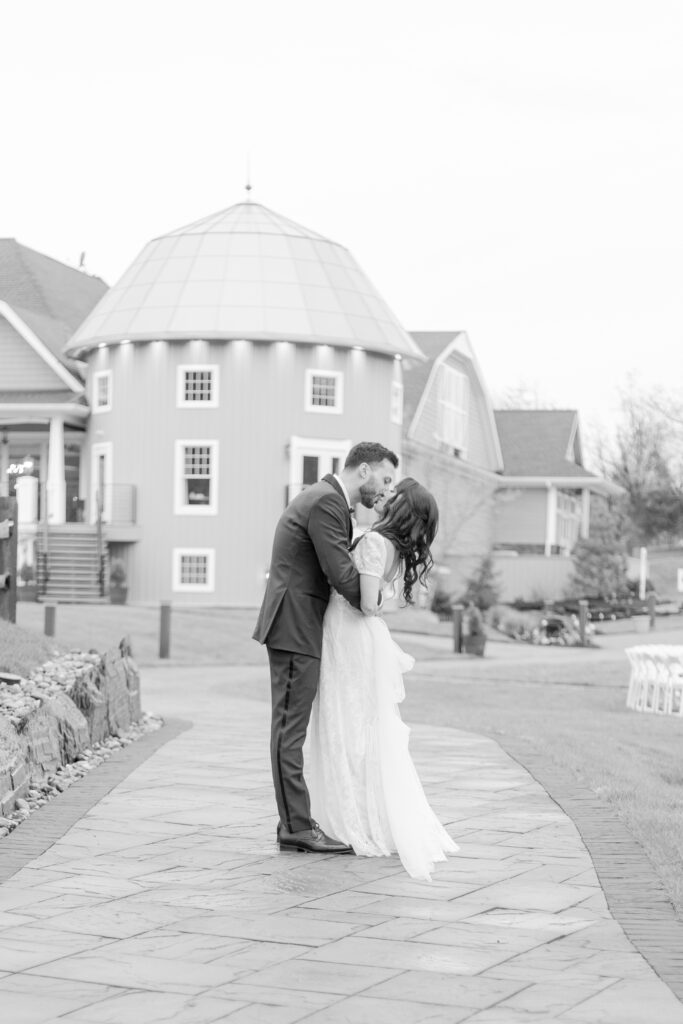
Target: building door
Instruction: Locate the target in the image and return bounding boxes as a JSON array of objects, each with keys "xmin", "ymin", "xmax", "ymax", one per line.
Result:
[
  {"xmin": 288, "ymin": 436, "xmax": 351, "ymax": 504},
  {"xmin": 90, "ymin": 443, "xmax": 113, "ymax": 524}
]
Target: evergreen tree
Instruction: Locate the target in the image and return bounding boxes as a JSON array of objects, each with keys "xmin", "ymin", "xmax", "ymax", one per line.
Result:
[
  {"xmin": 569, "ymin": 506, "xmax": 628, "ymax": 598},
  {"xmin": 461, "ymin": 555, "xmax": 501, "ymax": 610}
]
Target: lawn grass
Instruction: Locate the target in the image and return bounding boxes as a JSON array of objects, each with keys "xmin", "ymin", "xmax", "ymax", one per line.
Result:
[
  {"xmin": 404, "ymin": 658, "xmax": 683, "ymax": 917},
  {"xmin": 16, "ymin": 603, "xmax": 268, "ymax": 668},
  {"xmin": 0, "ymin": 619, "xmax": 65, "ymax": 677}
]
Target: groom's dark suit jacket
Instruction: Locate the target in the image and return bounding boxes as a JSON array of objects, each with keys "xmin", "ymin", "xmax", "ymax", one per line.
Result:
[{"xmin": 253, "ymin": 475, "xmax": 361, "ymax": 658}]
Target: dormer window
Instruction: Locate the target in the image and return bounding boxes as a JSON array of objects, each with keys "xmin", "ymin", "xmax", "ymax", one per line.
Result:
[{"xmin": 305, "ymin": 370, "xmax": 343, "ymax": 414}]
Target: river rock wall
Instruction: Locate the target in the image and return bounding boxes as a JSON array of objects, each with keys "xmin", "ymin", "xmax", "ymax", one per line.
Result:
[{"xmin": 0, "ymin": 638, "xmax": 141, "ymax": 815}]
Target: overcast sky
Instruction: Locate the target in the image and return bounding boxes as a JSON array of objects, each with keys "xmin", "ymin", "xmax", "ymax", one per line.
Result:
[{"xmin": 3, "ymin": 0, "xmax": 681, "ymax": 444}]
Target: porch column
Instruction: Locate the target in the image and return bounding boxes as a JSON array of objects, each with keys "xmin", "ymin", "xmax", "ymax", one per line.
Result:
[
  {"xmin": 544, "ymin": 483, "xmax": 557, "ymax": 556},
  {"xmin": 16, "ymin": 475, "xmax": 39, "ymax": 524},
  {"xmin": 46, "ymin": 415, "xmax": 66, "ymax": 524},
  {"xmin": 0, "ymin": 433, "xmax": 8, "ymax": 498},
  {"xmin": 580, "ymin": 488, "xmax": 591, "ymax": 539}
]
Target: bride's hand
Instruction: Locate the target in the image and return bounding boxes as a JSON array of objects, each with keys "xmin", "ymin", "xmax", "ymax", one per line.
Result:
[{"xmin": 360, "ymin": 601, "xmax": 380, "ymax": 617}]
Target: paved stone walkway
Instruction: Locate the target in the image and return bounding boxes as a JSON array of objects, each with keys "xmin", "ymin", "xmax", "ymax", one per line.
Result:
[{"xmin": 0, "ymin": 665, "xmax": 682, "ymax": 1023}]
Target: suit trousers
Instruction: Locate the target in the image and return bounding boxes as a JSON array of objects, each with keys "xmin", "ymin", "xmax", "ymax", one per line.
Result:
[{"xmin": 267, "ymin": 647, "xmax": 320, "ymax": 833}]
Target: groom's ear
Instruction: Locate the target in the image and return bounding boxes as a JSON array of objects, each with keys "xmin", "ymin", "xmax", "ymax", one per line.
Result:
[{"xmin": 359, "ymin": 462, "xmax": 369, "ymax": 479}]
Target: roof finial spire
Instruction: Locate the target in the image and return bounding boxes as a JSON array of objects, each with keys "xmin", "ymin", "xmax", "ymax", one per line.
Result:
[{"xmin": 245, "ymin": 153, "xmax": 252, "ymax": 201}]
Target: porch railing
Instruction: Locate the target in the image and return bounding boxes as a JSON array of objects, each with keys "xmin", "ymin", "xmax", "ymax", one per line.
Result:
[{"xmin": 95, "ymin": 489, "xmax": 105, "ymax": 597}]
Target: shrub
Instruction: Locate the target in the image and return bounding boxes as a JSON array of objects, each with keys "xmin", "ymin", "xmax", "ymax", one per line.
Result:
[
  {"xmin": 430, "ymin": 586, "xmax": 453, "ymax": 619},
  {"xmin": 495, "ymin": 608, "xmax": 539, "ymax": 643},
  {"xmin": 109, "ymin": 559, "xmax": 127, "ymax": 586},
  {"xmin": 461, "ymin": 555, "xmax": 501, "ymax": 611},
  {"xmin": 19, "ymin": 563, "xmax": 35, "ymax": 584}
]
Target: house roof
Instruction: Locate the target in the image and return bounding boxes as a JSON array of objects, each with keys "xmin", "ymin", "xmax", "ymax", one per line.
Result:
[
  {"xmin": 65, "ymin": 201, "xmax": 423, "ymax": 360},
  {"xmin": 0, "ymin": 239, "xmax": 107, "ymax": 373},
  {"xmin": 494, "ymin": 409, "xmax": 596, "ymax": 478}
]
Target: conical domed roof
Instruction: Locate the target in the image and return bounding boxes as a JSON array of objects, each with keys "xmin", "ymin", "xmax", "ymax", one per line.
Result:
[{"xmin": 65, "ymin": 202, "xmax": 423, "ymax": 359}]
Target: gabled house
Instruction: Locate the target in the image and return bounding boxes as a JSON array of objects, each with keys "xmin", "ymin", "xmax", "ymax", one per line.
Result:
[
  {"xmin": 492, "ymin": 409, "xmax": 623, "ymax": 601},
  {"xmin": 402, "ymin": 331, "xmax": 503, "ymax": 594},
  {"xmin": 0, "ymin": 240, "xmax": 107, "ymax": 515},
  {"xmin": 493, "ymin": 409, "xmax": 621, "ymax": 555},
  {"xmin": 0, "ymin": 241, "xmax": 107, "ymax": 597}
]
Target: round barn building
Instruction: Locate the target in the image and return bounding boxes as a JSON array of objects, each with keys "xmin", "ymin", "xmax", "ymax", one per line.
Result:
[{"xmin": 65, "ymin": 200, "xmax": 422, "ymax": 605}]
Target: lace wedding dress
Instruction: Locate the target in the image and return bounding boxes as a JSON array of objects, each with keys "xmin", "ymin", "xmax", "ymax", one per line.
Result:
[{"xmin": 307, "ymin": 530, "xmax": 458, "ymax": 881}]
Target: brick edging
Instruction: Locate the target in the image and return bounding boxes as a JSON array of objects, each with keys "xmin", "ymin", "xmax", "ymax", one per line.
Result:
[
  {"xmin": 497, "ymin": 735, "xmax": 683, "ymax": 1002},
  {"xmin": 0, "ymin": 718, "xmax": 192, "ymax": 885}
]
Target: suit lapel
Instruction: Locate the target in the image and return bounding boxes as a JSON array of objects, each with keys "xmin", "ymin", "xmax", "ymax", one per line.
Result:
[{"xmin": 322, "ymin": 474, "xmax": 353, "ymax": 545}]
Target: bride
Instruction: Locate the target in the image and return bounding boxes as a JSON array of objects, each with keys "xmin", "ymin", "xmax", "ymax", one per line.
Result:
[{"xmin": 307, "ymin": 477, "xmax": 458, "ymax": 881}]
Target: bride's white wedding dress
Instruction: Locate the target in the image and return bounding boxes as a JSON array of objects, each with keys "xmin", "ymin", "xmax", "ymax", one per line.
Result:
[{"xmin": 307, "ymin": 531, "xmax": 458, "ymax": 881}]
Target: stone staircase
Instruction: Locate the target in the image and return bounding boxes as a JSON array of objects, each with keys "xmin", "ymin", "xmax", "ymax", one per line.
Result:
[{"xmin": 36, "ymin": 526, "xmax": 108, "ymax": 604}]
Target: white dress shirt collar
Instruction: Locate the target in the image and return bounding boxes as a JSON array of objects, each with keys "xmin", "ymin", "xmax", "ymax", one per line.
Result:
[{"xmin": 333, "ymin": 473, "xmax": 353, "ymax": 511}]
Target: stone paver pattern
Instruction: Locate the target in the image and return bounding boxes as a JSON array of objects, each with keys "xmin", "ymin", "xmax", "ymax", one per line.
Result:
[{"xmin": 0, "ymin": 664, "xmax": 682, "ymax": 1023}]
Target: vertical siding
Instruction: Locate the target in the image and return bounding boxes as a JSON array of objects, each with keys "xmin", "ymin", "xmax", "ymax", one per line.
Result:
[
  {"xmin": 492, "ymin": 554, "xmax": 573, "ymax": 603},
  {"xmin": 82, "ymin": 340, "xmax": 402, "ymax": 606},
  {"xmin": 0, "ymin": 317, "xmax": 67, "ymax": 389},
  {"xmin": 493, "ymin": 489, "xmax": 547, "ymax": 546}
]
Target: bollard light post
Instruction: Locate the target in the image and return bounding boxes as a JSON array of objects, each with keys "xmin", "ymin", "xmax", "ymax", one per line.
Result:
[
  {"xmin": 648, "ymin": 592, "xmax": 656, "ymax": 631},
  {"xmin": 44, "ymin": 603, "xmax": 57, "ymax": 638},
  {"xmin": 452, "ymin": 604, "xmax": 464, "ymax": 654},
  {"xmin": 159, "ymin": 601, "xmax": 172, "ymax": 659},
  {"xmin": 578, "ymin": 599, "xmax": 589, "ymax": 646}
]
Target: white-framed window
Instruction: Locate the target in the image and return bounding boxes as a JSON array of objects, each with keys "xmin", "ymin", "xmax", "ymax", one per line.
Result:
[
  {"xmin": 172, "ymin": 548, "xmax": 215, "ymax": 592},
  {"xmin": 435, "ymin": 365, "xmax": 469, "ymax": 454},
  {"xmin": 92, "ymin": 370, "xmax": 112, "ymax": 413},
  {"xmin": 305, "ymin": 369, "xmax": 343, "ymax": 414},
  {"xmin": 390, "ymin": 381, "xmax": 404, "ymax": 425},
  {"xmin": 174, "ymin": 440, "xmax": 219, "ymax": 515},
  {"xmin": 177, "ymin": 364, "xmax": 219, "ymax": 407}
]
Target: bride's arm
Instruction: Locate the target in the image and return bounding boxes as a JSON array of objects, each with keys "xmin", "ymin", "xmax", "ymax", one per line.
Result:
[
  {"xmin": 360, "ymin": 573, "xmax": 381, "ymax": 616},
  {"xmin": 359, "ymin": 534, "xmax": 396, "ymax": 616}
]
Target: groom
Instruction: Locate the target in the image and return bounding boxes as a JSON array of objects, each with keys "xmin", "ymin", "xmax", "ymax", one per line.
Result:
[{"xmin": 254, "ymin": 441, "xmax": 398, "ymax": 853}]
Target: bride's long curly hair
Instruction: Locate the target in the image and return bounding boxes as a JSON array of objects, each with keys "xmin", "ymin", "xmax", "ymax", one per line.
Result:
[{"xmin": 371, "ymin": 477, "xmax": 439, "ymax": 605}]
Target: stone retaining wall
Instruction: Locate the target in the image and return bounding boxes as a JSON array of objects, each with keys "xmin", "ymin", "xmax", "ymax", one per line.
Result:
[{"xmin": 0, "ymin": 639, "xmax": 141, "ymax": 815}]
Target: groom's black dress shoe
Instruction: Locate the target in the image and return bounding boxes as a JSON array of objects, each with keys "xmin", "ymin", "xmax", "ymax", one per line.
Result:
[{"xmin": 278, "ymin": 822, "xmax": 354, "ymax": 855}]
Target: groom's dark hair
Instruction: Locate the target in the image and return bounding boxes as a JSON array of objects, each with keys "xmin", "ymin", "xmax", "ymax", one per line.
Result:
[{"xmin": 344, "ymin": 442, "xmax": 398, "ymax": 469}]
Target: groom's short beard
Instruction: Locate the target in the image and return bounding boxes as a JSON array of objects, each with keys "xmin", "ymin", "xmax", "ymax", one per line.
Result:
[{"xmin": 359, "ymin": 482, "xmax": 380, "ymax": 509}]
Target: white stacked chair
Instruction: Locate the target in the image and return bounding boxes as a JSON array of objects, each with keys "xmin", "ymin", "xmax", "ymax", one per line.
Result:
[
  {"xmin": 662, "ymin": 647, "xmax": 683, "ymax": 716},
  {"xmin": 626, "ymin": 645, "xmax": 683, "ymax": 715}
]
